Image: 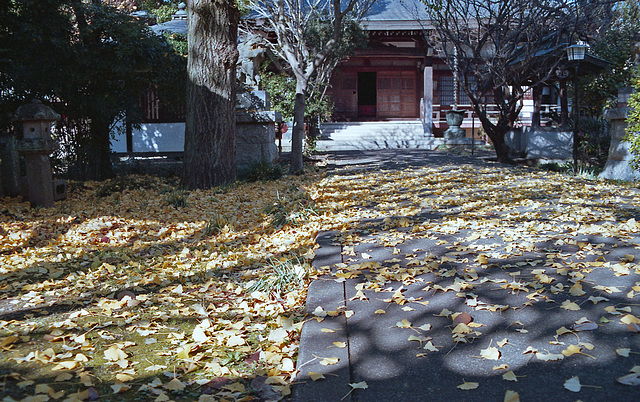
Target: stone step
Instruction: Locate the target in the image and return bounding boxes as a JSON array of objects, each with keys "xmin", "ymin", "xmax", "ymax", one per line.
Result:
[
  {"xmin": 316, "ymin": 121, "xmax": 440, "ymax": 151},
  {"xmin": 279, "ymin": 121, "xmax": 445, "ymax": 152}
]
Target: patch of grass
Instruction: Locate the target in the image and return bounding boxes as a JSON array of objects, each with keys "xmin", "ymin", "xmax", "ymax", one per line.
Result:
[
  {"xmin": 239, "ymin": 160, "xmax": 284, "ymax": 182},
  {"xmin": 204, "ymin": 213, "xmax": 233, "ymax": 236},
  {"xmin": 163, "ymin": 189, "xmax": 188, "ymax": 208},
  {"xmin": 265, "ymin": 188, "xmax": 317, "ymax": 228},
  {"xmin": 538, "ymin": 162, "xmax": 600, "ymax": 180},
  {"xmin": 247, "ymin": 257, "xmax": 309, "ymax": 297}
]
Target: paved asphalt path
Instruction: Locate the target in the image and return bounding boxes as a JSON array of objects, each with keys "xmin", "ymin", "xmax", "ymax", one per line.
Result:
[{"xmin": 291, "ymin": 150, "xmax": 640, "ymax": 402}]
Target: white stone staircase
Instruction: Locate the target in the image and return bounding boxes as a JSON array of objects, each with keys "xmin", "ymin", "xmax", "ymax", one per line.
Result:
[{"xmin": 315, "ymin": 121, "xmax": 443, "ymax": 151}]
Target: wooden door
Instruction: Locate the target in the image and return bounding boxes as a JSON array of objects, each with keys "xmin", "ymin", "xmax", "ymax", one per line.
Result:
[
  {"xmin": 377, "ymin": 71, "xmax": 417, "ymax": 119},
  {"xmin": 330, "ymin": 70, "xmax": 358, "ymax": 119}
]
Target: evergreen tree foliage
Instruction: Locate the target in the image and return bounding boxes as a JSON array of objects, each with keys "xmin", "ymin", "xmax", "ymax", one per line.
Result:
[{"xmin": 0, "ymin": 0, "xmax": 185, "ymax": 180}]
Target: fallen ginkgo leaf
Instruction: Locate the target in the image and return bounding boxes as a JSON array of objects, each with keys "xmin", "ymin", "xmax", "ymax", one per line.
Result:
[
  {"xmin": 562, "ymin": 344, "xmax": 582, "ymax": 357},
  {"xmin": 165, "ymin": 378, "xmax": 186, "ymax": 391},
  {"xmin": 457, "ymin": 381, "xmax": 479, "ymax": 390},
  {"xmin": 561, "ymin": 300, "xmax": 581, "ymax": 311},
  {"xmin": 349, "ymin": 381, "xmax": 368, "ymax": 389},
  {"xmin": 480, "ymin": 346, "xmax": 501, "ymax": 360},
  {"xmin": 395, "ymin": 319, "xmax": 412, "ymax": 328},
  {"xmin": 319, "ymin": 357, "xmax": 339, "ymax": 366},
  {"xmin": 504, "ymin": 390, "xmax": 520, "ymax": 402},
  {"xmin": 502, "ymin": 371, "xmax": 517, "ymax": 382},
  {"xmin": 564, "ymin": 376, "xmax": 581, "ymax": 392},
  {"xmin": 308, "ymin": 372, "xmax": 325, "ymax": 381},
  {"xmin": 536, "ymin": 352, "xmax": 564, "ymax": 361}
]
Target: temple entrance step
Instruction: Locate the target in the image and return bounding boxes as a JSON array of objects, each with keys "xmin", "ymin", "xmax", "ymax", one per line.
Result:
[{"xmin": 316, "ymin": 121, "xmax": 440, "ymax": 151}]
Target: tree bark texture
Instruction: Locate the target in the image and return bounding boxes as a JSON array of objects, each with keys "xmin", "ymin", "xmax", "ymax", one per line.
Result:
[{"xmin": 183, "ymin": 0, "xmax": 239, "ymax": 189}]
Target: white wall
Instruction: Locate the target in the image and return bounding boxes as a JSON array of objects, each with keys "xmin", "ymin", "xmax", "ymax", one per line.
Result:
[{"xmin": 112, "ymin": 121, "xmax": 185, "ymax": 153}]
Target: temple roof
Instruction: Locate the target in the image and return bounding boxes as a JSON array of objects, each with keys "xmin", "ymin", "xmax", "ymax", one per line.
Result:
[{"xmin": 150, "ymin": 0, "xmax": 433, "ymax": 35}]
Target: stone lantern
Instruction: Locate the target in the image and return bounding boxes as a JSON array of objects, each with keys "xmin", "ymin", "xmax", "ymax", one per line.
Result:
[{"xmin": 14, "ymin": 101, "xmax": 62, "ymax": 208}]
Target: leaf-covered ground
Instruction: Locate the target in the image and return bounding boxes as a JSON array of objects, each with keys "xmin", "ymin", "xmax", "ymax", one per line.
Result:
[
  {"xmin": 298, "ymin": 152, "xmax": 640, "ymax": 401},
  {"xmin": 1, "ymin": 173, "xmax": 326, "ymax": 401},
  {"xmin": 1, "ymin": 151, "xmax": 640, "ymax": 401}
]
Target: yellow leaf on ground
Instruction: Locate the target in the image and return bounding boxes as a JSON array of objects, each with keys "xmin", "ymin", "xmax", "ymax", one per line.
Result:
[
  {"xmin": 111, "ymin": 383, "xmax": 130, "ymax": 393},
  {"xmin": 564, "ymin": 376, "xmax": 581, "ymax": 392},
  {"xmin": 569, "ymin": 283, "xmax": 586, "ymax": 296},
  {"xmin": 192, "ymin": 326, "xmax": 210, "ymax": 343},
  {"xmin": 395, "ymin": 319, "xmax": 412, "ymax": 328},
  {"xmin": 418, "ymin": 324, "xmax": 432, "ymax": 331},
  {"xmin": 452, "ymin": 323, "xmax": 471, "ymax": 334},
  {"xmin": 504, "ymin": 390, "xmax": 520, "ymax": 402},
  {"xmin": 52, "ymin": 360, "xmax": 78, "ymax": 371},
  {"xmin": 226, "ymin": 335, "xmax": 245, "ymax": 347},
  {"xmin": 308, "ymin": 372, "xmax": 325, "ymax": 381},
  {"xmin": 480, "ymin": 346, "xmax": 501, "ymax": 360},
  {"xmin": 562, "ymin": 344, "xmax": 582, "ymax": 357},
  {"xmin": 536, "ymin": 352, "xmax": 564, "ymax": 361},
  {"xmin": 104, "ymin": 346, "xmax": 127, "ymax": 362},
  {"xmin": 617, "ymin": 348, "xmax": 631, "ymax": 357},
  {"xmin": 35, "ymin": 384, "xmax": 52, "ymax": 394},
  {"xmin": 457, "ymin": 381, "xmax": 479, "ymax": 390},
  {"xmin": 594, "ymin": 285, "xmax": 622, "ymax": 294},
  {"xmin": 502, "ymin": 371, "xmax": 517, "ymax": 382},
  {"xmin": 423, "ymin": 341, "xmax": 439, "ymax": 352},
  {"xmin": 281, "ymin": 358, "xmax": 295, "ymax": 372},
  {"xmin": 54, "ymin": 373, "xmax": 73, "ymax": 382},
  {"xmin": 621, "ymin": 314, "xmax": 640, "ymax": 325},
  {"xmin": 165, "ymin": 378, "xmax": 186, "ymax": 391},
  {"xmin": 561, "ymin": 300, "xmax": 581, "ymax": 311},
  {"xmin": 116, "ymin": 373, "xmax": 135, "ymax": 382},
  {"xmin": 319, "ymin": 357, "xmax": 339, "ymax": 366}
]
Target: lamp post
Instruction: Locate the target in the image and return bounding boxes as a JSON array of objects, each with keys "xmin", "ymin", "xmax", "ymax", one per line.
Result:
[{"xmin": 566, "ymin": 43, "xmax": 589, "ymax": 170}]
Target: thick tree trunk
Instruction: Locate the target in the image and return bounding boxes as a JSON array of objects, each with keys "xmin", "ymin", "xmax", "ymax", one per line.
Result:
[
  {"xmin": 183, "ymin": 0, "xmax": 239, "ymax": 189},
  {"xmin": 482, "ymin": 118, "xmax": 513, "ymax": 164},
  {"xmin": 88, "ymin": 119, "xmax": 114, "ymax": 180},
  {"xmin": 290, "ymin": 78, "xmax": 307, "ymax": 173},
  {"xmin": 489, "ymin": 132, "xmax": 512, "ymax": 164},
  {"xmin": 70, "ymin": 117, "xmax": 113, "ymax": 181}
]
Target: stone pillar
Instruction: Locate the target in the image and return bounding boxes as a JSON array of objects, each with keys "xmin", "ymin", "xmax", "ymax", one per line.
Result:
[
  {"xmin": 423, "ymin": 65, "xmax": 433, "ymax": 135},
  {"xmin": 14, "ymin": 101, "xmax": 61, "ymax": 208},
  {"xmin": 599, "ymin": 88, "xmax": 639, "ymax": 181},
  {"xmin": 235, "ymin": 91, "xmax": 280, "ymax": 172},
  {"xmin": 0, "ymin": 133, "xmax": 21, "ymax": 197}
]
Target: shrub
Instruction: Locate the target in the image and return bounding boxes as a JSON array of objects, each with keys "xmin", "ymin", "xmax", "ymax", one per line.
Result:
[
  {"xmin": 238, "ymin": 160, "xmax": 284, "ymax": 182},
  {"xmin": 626, "ymin": 68, "xmax": 640, "ymax": 171},
  {"xmin": 576, "ymin": 116, "xmax": 611, "ymax": 166}
]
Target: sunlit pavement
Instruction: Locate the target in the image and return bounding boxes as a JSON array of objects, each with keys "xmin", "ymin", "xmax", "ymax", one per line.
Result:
[{"xmin": 294, "ymin": 149, "xmax": 640, "ymax": 401}]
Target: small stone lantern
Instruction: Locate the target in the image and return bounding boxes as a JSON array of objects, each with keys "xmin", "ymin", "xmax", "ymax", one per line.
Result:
[{"xmin": 14, "ymin": 101, "xmax": 61, "ymax": 208}]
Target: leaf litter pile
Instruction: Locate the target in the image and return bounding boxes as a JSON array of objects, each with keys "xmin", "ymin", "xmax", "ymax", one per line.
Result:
[{"xmin": 1, "ymin": 156, "xmax": 640, "ymax": 401}]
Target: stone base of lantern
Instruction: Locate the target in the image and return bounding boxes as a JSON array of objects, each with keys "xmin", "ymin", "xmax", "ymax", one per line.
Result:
[
  {"xmin": 444, "ymin": 137, "xmax": 473, "ymax": 146},
  {"xmin": 53, "ymin": 179, "xmax": 67, "ymax": 201}
]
